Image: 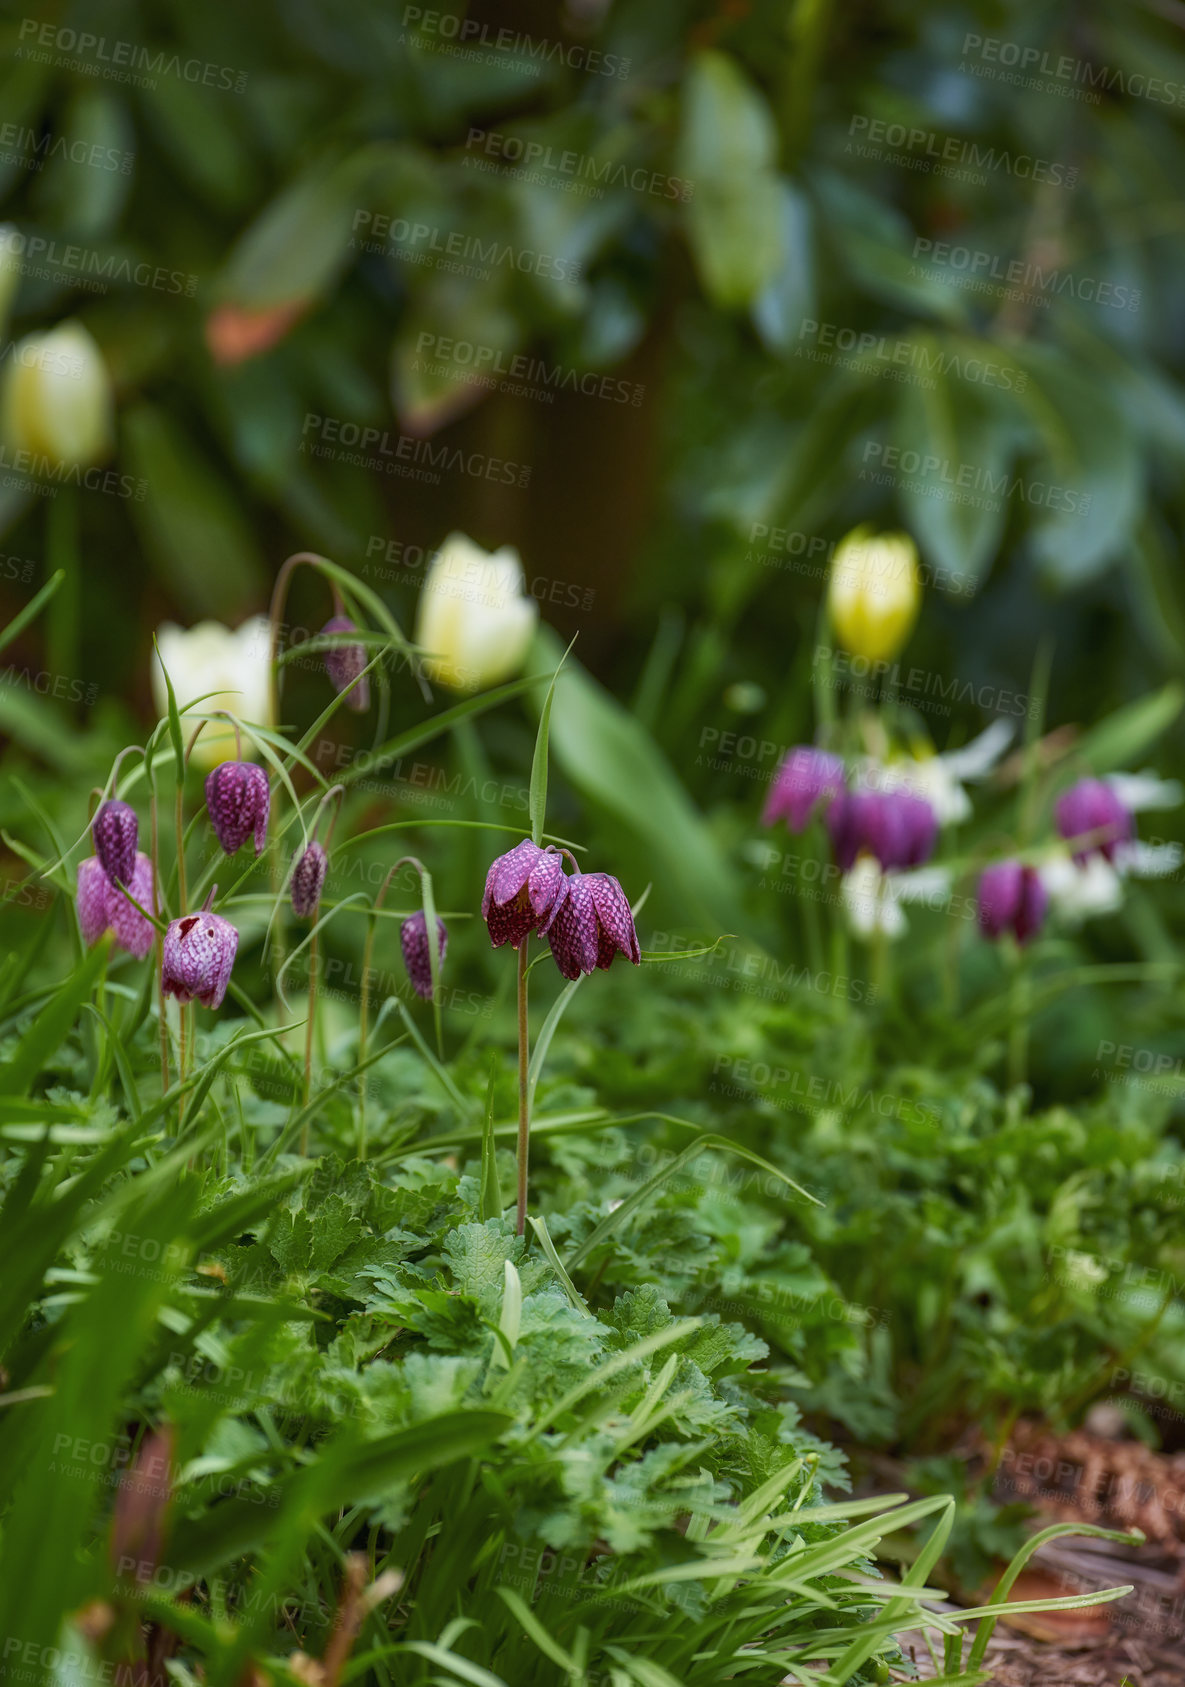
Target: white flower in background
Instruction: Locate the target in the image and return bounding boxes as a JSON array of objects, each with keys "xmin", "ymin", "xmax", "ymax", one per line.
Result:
[
  {"xmin": 840, "ymin": 857, "xmax": 954, "ymax": 941},
  {"xmin": 866, "ymin": 718, "xmax": 1015, "ymax": 824},
  {"xmin": 415, "ymin": 533, "xmax": 538, "ymax": 693},
  {"xmin": 151, "ymin": 615, "xmax": 272, "ymax": 769},
  {"xmin": 0, "ymin": 320, "xmax": 112, "ymax": 468}
]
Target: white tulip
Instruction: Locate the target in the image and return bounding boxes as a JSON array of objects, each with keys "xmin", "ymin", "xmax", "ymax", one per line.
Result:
[
  {"xmin": 1, "ymin": 320, "xmax": 112, "ymax": 468},
  {"xmin": 415, "ymin": 533, "xmax": 539, "ymax": 693},
  {"xmin": 151, "ymin": 615, "xmax": 273, "ymax": 769}
]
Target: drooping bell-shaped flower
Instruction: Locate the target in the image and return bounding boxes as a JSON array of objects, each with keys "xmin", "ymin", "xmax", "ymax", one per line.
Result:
[
  {"xmin": 545, "ymin": 867, "xmax": 640, "ymax": 980},
  {"xmin": 321, "ymin": 616, "xmax": 370, "ymax": 713},
  {"xmin": 762, "ymin": 747, "xmax": 844, "ymax": 832},
  {"xmin": 92, "ymin": 799, "xmax": 138, "ymax": 888},
  {"xmin": 161, "ymin": 903, "xmax": 239, "ymax": 1009},
  {"xmin": 977, "ymin": 860, "xmax": 1048, "ymax": 944},
  {"xmin": 76, "ymin": 852, "xmax": 156, "ymax": 960},
  {"xmin": 481, "ymin": 839, "xmax": 566, "ymax": 949},
  {"xmin": 290, "ymin": 841, "xmax": 328, "ymax": 920},
  {"xmin": 205, "ymin": 761, "xmax": 270, "ymax": 857},
  {"xmin": 826, "ymin": 787, "xmax": 937, "ymax": 874},
  {"xmin": 1055, "ymin": 778, "xmax": 1133, "ymax": 864},
  {"xmin": 400, "ymin": 910, "xmax": 448, "ymax": 999}
]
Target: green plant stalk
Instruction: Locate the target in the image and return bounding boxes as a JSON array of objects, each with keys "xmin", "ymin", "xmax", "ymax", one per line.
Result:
[
  {"xmin": 151, "ymin": 791, "xmax": 169, "ymax": 1096},
  {"xmin": 1007, "ymin": 942, "xmax": 1028, "ymax": 1089},
  {"xmin": 515, "ymin": 940, "xmax": 530, "ymax": 1236},
  {"xmin": 301, "ymin": 928, "xmax": 318, "ymax": 1152}
]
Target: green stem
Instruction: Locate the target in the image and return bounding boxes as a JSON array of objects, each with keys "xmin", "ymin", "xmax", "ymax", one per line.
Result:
[
  {"xmin": 151, "ymin": 791, "xmax": 169, "ymax": 1095},
  {"xmin": 1007, "ymin": 943, "xmax": 1029, "ymax": 1090},
  {"xmin": 515, "ymin": 940, "xmax": 530, "ymax": 1237},
  {"xmin": 302, "ymin": 928, "xmax": 318, "ymax": 1154}
]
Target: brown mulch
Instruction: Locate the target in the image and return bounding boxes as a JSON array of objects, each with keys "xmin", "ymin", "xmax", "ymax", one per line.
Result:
[{"xmin": 872, "ymin": 1408, "xmax": 1185, "ymax": 1686}]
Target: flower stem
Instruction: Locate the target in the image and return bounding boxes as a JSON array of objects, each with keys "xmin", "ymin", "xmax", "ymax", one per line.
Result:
[
  {"xmin": 515, "ymin": 939, "xmax": 530, "ymax": 1237},
  {"xmin": 175, "ymin": 780, "xmax": 187, "ymax": 915},
  {"xmin": 302, "ymin": 927, "xmax": 318, "ymax": 1154},
  {"xmin": 178, "ymin": 1004, "xmax": 189, "ymax": 1129},
  {"xmin": 357, "ymin": 855, "xmax": 422, "ymax": 1162},
  {"xmin": 151, "ymin": 792, "xmax": 169, "ymax": 1096}
]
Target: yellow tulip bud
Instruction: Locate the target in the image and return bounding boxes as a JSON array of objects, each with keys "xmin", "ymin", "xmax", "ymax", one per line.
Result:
[
  {"xmin": 827, "ymin": 526, "xmax": 921, "ymax": 663},
  {"xmin": 1, "ymin": 320, "xmax": 112, "ymax": 469}
]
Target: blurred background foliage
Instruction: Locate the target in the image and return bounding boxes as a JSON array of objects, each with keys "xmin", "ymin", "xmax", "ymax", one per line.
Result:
[{"xmin": 1, "ymin": 0, "xmax": 1185, "ymax": 1084}]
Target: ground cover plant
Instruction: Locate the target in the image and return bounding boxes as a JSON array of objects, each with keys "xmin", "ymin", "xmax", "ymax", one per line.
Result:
[
  {"xmin": 4, "ymin": 2, "xmax": 1185, "ymax": 1681},
  {"xmin": 0, "ymin": 553, "xmax": 1164, "ymax": 1686}
]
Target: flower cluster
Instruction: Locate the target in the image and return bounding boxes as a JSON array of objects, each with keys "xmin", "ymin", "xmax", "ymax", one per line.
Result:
[
  {"xmin": 763, "ymin": 743, "xmax": 1180, "ymax": 946},
  {"xmin": 481, "ymin": 839, "xmax": 640, "ymax": 980},
  {"xmin": 76, "ymin": 801, "xmax": 156, "ymax": 959}
]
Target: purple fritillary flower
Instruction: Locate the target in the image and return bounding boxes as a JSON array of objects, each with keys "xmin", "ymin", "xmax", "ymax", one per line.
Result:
[
  {"xmin": 321, "ymin": 616, "xmax": 370, "ymax": 713},
  {"xmin": 978, "ymin": 860, "xmax": 1048, "ymax": 944},
  {"xmin": 205, "ymin": 761, "xmax": 270, "ymax": 857},
  {"xmin": 481, "ymin": 839, "xmax": 567, "ymax": 950},
  {"xmin": 108, "ymin": 853, "xmax": 157, "ymax": 960},
  {"xmin": 825, "ymin": 790, "xmax": 876, "ymax": 872},
  {"xmin": 892, "ymin": 791, "xmax": 938, "ymax": 870},
  {"xmin": 92, "ymin": 799, "xmax": 138, "ymax": 887},
  {"xmin": 161, "ymin": 909, "xmax": 239, "ymax": 1009},
  {"xmin": 290, "ymin": 841, "xmax": 328, "ymax": 920},
  {"xmin": 77, "ymin": 856, "xmax": 114, "ymax": 948},
  {"xmin": 77, "ymin": 853, "xmax": 156, "ymax": 959},
  {"xmin": 762, "ymin": 747, "xmax": 845, "ymax": 832},
  {"xmin": 826, "ymin": 788, "xmax": 937, "ymax": 874},
  {"xmin": 400, "ymin": 910, "xmax": 448, "ymax": 999},
  {"xmin": 546, "ymin": 868, "xmax": 640, "ymax": 980},
  {"xmin": 1055, "ymin": 778, "xmax": 1132, "ymax": 864}
]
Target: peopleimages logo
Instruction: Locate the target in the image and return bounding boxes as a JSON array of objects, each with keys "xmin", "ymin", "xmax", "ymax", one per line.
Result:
[
  {"xmin": 846, "ymin": 115, "xmax": 1077, "ymax": 188},
  {"xmin": 861, "ymin": 442, "xmax": 1092, "ymax": 515},
  {"xmin": 351, "ymin": 210, "xmax": 582, "ymax": 285},
  {"xmin": 464, "ymin": 128, "xmax": 694, "ymax": 203},
  {"xmin": 961, "ymin": 33, "xmax": 1185, "ymax": 108},
  {"xmin": 400, "ymin": 7, "xmax": 631, "ymax": 79},
  {"xmin": 16, "ymin": 19, "xmax": 248, "ymax": 91},
  {"xmin": 912, "ymin": 238, "xmax": 1139, "ymax": 312}
]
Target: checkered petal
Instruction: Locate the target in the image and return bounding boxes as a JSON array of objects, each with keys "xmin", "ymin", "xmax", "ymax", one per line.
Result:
[
  {"xmin": 400, "ymin": 911, "xmax": 448, "ymax": 999},
  {"xmin": 92, "ymin": 799, "xmax": 139, "ymax": 887},
  {"xmin": 482, "ymin": 839, "xmax": 566, "ymax": 949},
  {"xmin": 321, "ymin": 616, "xmax": 370, "ymax": 713},
  {"xmin": 162, "ymin": 911, "xmax": 239, "ymax": 1008},
  {"xmin": 108, "ymin": 853, "xmax": 157, "ymax": 960},
  {"xmin": 291, "ymin": 841, "xmax": 328, "ymax": 919},
  {"xmin": 205, "ymin": 761, "xmax": 271, "ymax": 856},
  {"xmin": 586, "ymin": 873, "xmax": 640, "ymax": 969},
  {"xmin": 545, "ymin": 877, "xmax": 599, "ymax": 980},
  {"xmin": 77, "ymin": 856, "xmax": 113, "ymax": 947},
  {"xmin": 482, "ymin": 838, "xmax": 541, "ymax": 916}
]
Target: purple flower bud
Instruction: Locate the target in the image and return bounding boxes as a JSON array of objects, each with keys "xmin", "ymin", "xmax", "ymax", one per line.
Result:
[
  {"xmin": 1055, "ymin": 778, "xmax": 1132, "ymax": 864},
  {"xmin": 77, "ymin": 852, "xmax": 157, "ymax": 960},
  {"xmin": 290, "ymin": 841, "xmax": 328, "ymax": 919},
  {"xmin": 826, "ymin": 788, "xmax": 937, "ymax": 874},
  {"xmin": 546, "ymin": 868, "xmax": 640, "ymax": 980},
  {"xmin": 322, "ymin": 616, "xmax": 370, "ymax": 712},
  {"xmin": 205, "ymin": 761, "xmax": 270, "ymax": 857},
  {"xmin": 400, "ymin": 910, "xmax": 448, "ymax": 999},
  {"xmin": 481, "ymin": 839, "xmax": 566, "ymax": 949},
  {"xmin": 161, "ymin": 909, "xmax": 239, "ymax": 1009},
  {"xmin": 762, "ymin": 747, "xmax": 844, "ymax": 832},
  {"xmin": 92, "ymin": 800, "xmax": 138, "ymax": 887},
  {"xmin": 978, "ymin": 861, "xmax": 1047, "ymax": 944}
]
